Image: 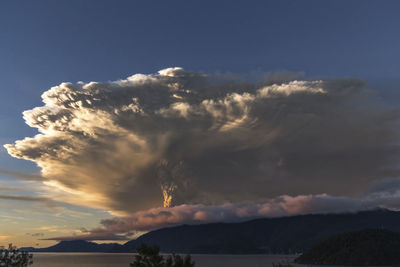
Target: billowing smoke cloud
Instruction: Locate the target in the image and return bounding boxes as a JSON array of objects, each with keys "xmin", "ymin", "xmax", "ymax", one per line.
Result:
[{"xmin": 5, "ymin": 68, "xmax": 400, "ymax": 215}]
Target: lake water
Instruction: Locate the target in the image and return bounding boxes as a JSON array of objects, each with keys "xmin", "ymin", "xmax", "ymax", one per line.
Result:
[{"xmin": 31, "ymin": 253, "xmax": 301, "ymax": 267}]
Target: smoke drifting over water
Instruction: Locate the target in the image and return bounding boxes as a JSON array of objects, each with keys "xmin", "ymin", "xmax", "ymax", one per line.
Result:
[{"xmin": 4, "ymin": 68, "xmax": 400, "ymax": 216}]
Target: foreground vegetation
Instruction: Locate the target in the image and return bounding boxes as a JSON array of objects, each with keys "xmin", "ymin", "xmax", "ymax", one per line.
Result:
[
  {"xmin": 0, "ymin": 244, "xmax": 33, "ymax": 267},
  {"xmin": 130, "ymin": 243, "xmax": 195, "ymax": 267},
  {"xmin": 295, "ymin": 229, "xmax": 400, "ymax": 265}
]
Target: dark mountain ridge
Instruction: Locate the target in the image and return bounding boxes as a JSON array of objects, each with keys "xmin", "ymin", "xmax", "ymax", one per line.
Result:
[
  {"xmin": 23, "ymin": 209, "xmax": 400, "ymax": 254},
  {"xmin": 119, "ymin": 208, "xmax": 400, "ymax": 254},
  {"xmin": 21, "ymin": 240, "xmax": 121, "ymax": 252}
]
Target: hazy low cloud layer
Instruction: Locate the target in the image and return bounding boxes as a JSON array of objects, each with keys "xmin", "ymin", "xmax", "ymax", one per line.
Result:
[
  {"xmin": 97, "ymin": 194, "xmax": 365, "ymax": 232},
  {"xmin": 5, "ymin": 68, "xmax": 400, "ymax": 215},
  {"xmin": 44, "ymin": 189, "xmax": 400, "ymax": 241}
]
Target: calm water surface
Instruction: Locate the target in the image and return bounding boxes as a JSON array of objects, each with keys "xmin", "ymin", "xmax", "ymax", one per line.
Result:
[{"xmin": 31, "ymin": 253, "xmax": 301, "ymax": 267}]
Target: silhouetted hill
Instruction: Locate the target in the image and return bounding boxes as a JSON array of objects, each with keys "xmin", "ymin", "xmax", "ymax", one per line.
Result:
[
  {"xmin": 23, "ymin": 209, "xmax": 400, "ymax": 254},
  {"xmin": 119, "ymin": 209, "xmax": 400, "ymax": 254},
  {"xmin": 295, "ymin": 229, "xmax": 400, "ymax": 265},
  {"xmin": 21, "ymin": 240, "xmax": 121, "ymax": 252}
]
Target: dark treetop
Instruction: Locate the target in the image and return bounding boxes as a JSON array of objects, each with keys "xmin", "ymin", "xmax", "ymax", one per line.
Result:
[{"xmin": 295, "ymin": 229, "xmax": 400, "ymax": 265}]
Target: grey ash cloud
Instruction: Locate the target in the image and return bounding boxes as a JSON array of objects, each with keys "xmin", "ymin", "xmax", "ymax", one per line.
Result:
[{"xmin": 4, "ymin": 68, "xmax": 400, "ymax": 218}]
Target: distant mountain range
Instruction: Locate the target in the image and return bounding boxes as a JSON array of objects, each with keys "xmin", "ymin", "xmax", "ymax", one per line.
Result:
[
  {"xmin": 21, "ymin": 240, "xmax": 120, "ymax": 252},
  {"xmin": 22, "ymin": 209, "xmax": 400, "ymax": 254}
]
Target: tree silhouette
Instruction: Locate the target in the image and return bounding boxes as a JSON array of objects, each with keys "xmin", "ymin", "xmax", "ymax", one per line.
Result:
[
  {"xmin": 130, "ymin": 243, "xmax": 195, "ymax": 267},
  {"xmin": 0, "ymin": 243, "xmax": 33, "ymax": 267}
]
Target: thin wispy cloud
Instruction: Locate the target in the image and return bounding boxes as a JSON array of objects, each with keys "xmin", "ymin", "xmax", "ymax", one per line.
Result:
[
  {"xmin": 0, "ymin": 195, "xmax": 58, "ymax": 209},
  {"xmin": 0, "ymin": 168, "xmax": 45, "ymax": 182}
]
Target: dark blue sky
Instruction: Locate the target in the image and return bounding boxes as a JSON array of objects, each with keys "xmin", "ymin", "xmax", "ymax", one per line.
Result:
[{"xmin": 1, "ymin": 0, "xmax": 400, "ymax": 170}]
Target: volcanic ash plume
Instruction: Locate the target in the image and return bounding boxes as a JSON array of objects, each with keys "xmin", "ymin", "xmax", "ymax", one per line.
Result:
[{"xmin": 4, "ymin": 68, "xmax": 400, "ymax": 214}]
